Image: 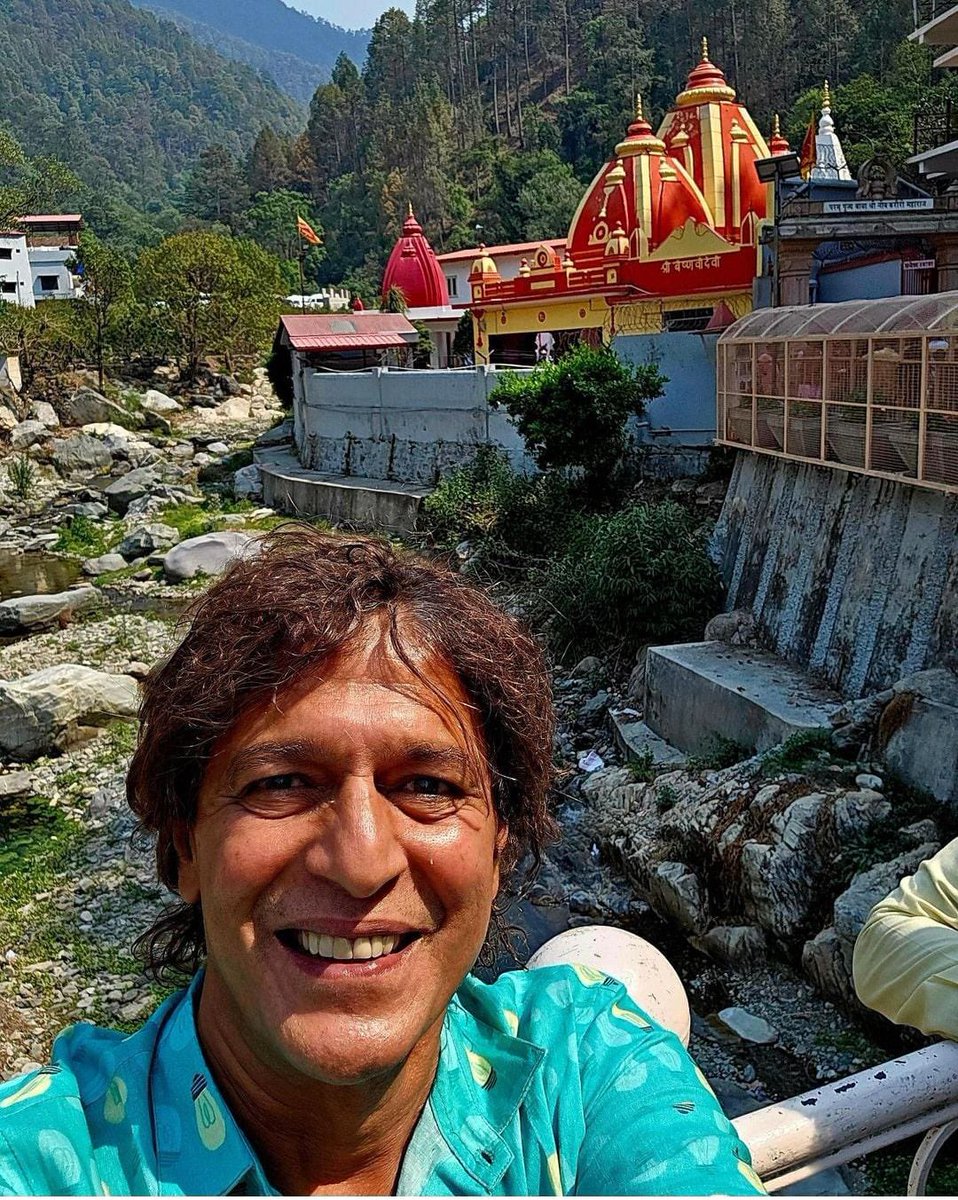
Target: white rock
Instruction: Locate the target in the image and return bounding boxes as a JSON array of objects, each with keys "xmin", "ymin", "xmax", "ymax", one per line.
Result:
[
  {"xmin": 213, "ymin": 397, "xmax": 251, "ymax": 422},
  {"xmin": 10, "ymin": 420, "xmax": 47, "ymax": 450},
  {"xmin": 192, "ymin": 453, "xmax": 213, "ymax": 467},
  {"xmin": 0, "ymin": 406, "xmax": 17, "ymax": 432},
  {"xmin": 233, "ymin": 463, "xmax": 262, "ymax": 501},
  {"xmin": 81, "ymin": 553, "xmax": 128, "ymax": 576},
  {"xmin": 81, "ymin": 422, "xmax": 133, "ymax": 443},
  {"xmin": 0, "ymin": 587, "xmax": 99, "ymax": 634},
  {"xmin": 207, "ymin": 441, "xmax": 229, "ymax": 455},
  {"xmin": 855, "ymin": 773, "xmax": 883, "ymax": 792},
  {"xmin": 163, "ymin": 531, "xmax": 260, "ymax": 582},
  {"xmin": 30, "ymin": 401, "xmax": 59, "ymax": 429},
  {"xmin": 717, "ymin": 1006, "xmax": 779, "ymax": 1044},
  {"xmin": 141, "ymin": 389, "xmax": 182, "ymax": 415},
  {"xmin": 0, "ymin": 664, "xmax": 139, "ymax": 761}
]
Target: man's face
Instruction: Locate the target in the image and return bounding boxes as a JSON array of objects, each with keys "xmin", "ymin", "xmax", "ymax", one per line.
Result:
[{"xmin": 177, "ymin": 633, "xmax": 504, "ymax": 1086}]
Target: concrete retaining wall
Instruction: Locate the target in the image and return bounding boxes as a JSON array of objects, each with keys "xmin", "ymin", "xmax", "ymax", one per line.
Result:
[
  {"xmin": 712, "ymin": 452, "xmax": 958, "ymax": 698},
  {"xmin": 294, "ymin": 366, "xmax": 535, "ymax": 484},
  {"xmin": 614, "ymin": 331, "xmax": 719, "ymax": 448}
]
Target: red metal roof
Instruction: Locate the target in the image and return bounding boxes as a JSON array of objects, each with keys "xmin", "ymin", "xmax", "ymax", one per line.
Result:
[
  {"xmin": 17, "ymin": 214, "xmax": 83, "ymax": 224},
  {"xmin": 436, "ymin": 238, "xmax": 566, "ymax": 263},
  {"xmin": 280, "ymin": 312, "xmax": 417, "ymax": 352}
]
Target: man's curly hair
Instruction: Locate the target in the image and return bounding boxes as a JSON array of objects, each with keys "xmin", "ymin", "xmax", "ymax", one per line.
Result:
[{"xmin": 127, "ymin": 524, "xmax": 558, "ymax": 979}]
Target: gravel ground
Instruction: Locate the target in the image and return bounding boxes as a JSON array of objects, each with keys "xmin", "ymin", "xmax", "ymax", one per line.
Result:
[{"xmin": 0, "ymin": 613, "xmax": 176, "ymax": 681}]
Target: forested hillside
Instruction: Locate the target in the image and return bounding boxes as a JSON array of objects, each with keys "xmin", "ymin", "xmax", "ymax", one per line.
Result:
[
  {"xmin": 0, "ymin": 0, "xmax": 302, "ymax": 241},
  {"xmin": 130, "ymin": 0, "xmax": 370, "ymax": 100}
]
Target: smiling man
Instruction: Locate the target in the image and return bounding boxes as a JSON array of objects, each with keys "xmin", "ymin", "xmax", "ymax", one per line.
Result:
[{"xmin": 0, "ymin": 527, "xmax": 764, "ymax": 1196}]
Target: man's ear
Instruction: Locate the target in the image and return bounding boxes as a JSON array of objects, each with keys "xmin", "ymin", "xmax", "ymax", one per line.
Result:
[
  {"xmin": 494, "ymin": 822, "xmax": 509, "ymax": 858},
  {"xmin": 173, "ymin": 820, "xmax": 200, "ymax": 904}
]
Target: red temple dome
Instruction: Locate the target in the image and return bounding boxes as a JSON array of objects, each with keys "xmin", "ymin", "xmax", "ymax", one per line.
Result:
[
  {"xmin": 565, "ymin": 97, "xmax": 713, "ymax": 265},
  {"xmin": 381, "ymin": 205, "xmax": 450, "ymax": 309}
]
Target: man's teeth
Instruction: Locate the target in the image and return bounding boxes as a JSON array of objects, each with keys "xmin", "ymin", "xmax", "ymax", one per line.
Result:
[{"xmin": 295, "ymin": 931, "xmax": 401, "ymax": 960}]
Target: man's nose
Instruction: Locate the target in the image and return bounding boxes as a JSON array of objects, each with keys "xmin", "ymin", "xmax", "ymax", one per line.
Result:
[{"xmin": 302, "ymin": 776, "xmax": 407, "ymax": 898}]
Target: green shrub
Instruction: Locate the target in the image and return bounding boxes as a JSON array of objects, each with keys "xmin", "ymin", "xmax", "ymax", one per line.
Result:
[
  {"xmin": 489, "ymin": 344, "xmax": 666, "ymax": 501},
  {"xmin": 55, "ymin": 513, "xmax": 120, "ymax": 558},
  {"xmin": 535, "ymin": 501, "xmax": 723, "ymax": 657},
  {"xmin": 5, "ymin": 454, "xmax": 36, "ymax": 501},
  {"xmin": 423, "ymin": 447, "xmax": 582, "ymax": 561}
]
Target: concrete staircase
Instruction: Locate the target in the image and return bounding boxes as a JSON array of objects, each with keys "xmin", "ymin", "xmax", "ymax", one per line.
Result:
[{"xmin": 643, "ymin": 641, "xmax": 843, "ymax": 757}]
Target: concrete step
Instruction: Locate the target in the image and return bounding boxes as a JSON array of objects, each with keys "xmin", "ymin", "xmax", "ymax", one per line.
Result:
[
  {"xmin": 610, "ymin": 711, "xmax": 688, "ymax": 770},
  {"xmin": 257, "ymin": 446, "xmax": 432, "ymax": 533},
  {"xmin": 645, "ymin": 641, "xmax": 843, "ymax": 757}
]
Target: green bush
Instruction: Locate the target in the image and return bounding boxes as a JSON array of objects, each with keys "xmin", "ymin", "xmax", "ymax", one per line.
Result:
[
  {"xmin": 489, "ymin": 344, "xmax": 666, "ymax": 500},
  {"xmin": 423, "ymin": 447, "xmax": 582, "ymax": 561},
  {"xmin": 55, "ymin": 513, "xmax": 120, "ymax": 558},
  {"xmin": 6, "ymin": 454, "xmax": 37, "ymax": 501},
  {"xmin": 535, "ymin": 501, "xmax": 723, "ymax": 657}
]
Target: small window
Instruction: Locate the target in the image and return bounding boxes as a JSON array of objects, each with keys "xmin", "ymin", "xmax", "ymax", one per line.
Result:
[
  {"xmin": 38, "ymin": 275, "xmax": 59, "ymax": 292},
  {"xmin": 0, "ymin": 248, "xmax": 12, "ymax": 260},
  {"xmin": 1, "ymin": 282, "xmax": 16, "ymax": 294},
  {"xmin": 446, "ymin": 274, "xmax": 458, "ymax": 297},
  {"xmin": 663, "ymin": 307, "xmax": 714, "ymax": 333}
]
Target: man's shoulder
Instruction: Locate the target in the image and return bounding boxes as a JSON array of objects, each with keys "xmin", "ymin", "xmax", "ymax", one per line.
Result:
[
  {"xmin": 456, "ymin": 962, "xmax": 647, "ymax": 1043},
  {"xmin": 0, "ymin": 994, "xmax": 184, "ymax": 1195}
]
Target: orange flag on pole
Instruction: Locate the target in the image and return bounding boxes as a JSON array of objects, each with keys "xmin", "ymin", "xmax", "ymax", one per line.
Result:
[
  {"xmin": 296, "ymin": 215, "xmax": 322, "ymax": 245},
  {"xmin": 799, "ymin": 113, "xmax": 817, "ymax": 179}
]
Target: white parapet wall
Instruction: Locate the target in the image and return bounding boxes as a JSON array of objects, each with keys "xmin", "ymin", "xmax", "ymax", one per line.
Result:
[{"xmin": 294, "ymin": 365, "xmax": 535, "ymax": 484}]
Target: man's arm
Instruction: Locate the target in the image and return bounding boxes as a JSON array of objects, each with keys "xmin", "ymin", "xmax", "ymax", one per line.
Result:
[{"xmin": 853, "ymin": 838, "xmax": 958, "ymax": 1039}]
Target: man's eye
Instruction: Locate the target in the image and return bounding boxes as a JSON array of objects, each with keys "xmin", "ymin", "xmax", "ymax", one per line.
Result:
[
  {"xmin": 402, "ymin": 776, "xmax": 457, "ymax": 796},
  {"xmin": 246, "ymin": 773, "xmax": 310, "ymax": 793}
]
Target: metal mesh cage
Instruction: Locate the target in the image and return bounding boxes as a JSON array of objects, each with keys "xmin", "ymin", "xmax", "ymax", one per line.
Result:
[{"xmin": 826, "ymin": 404, "xmax": 867, "ymax": 468}]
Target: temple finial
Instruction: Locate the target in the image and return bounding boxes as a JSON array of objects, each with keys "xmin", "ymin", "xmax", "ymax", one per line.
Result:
[
  {"xmin": 635, "ymin": 93, "xmax": 644, "ymax": 121},
  {"xmin": 772, "ymin": 113, "xmax": 781, "ymax": 136},
  {"xmin": 701, "ymin": 35, "xmax": 709, "ymax": 61},
  {"xmin": 822, "ymin": 79, "xmax": 831, "ymax": 108},
  {"xmin": 408, "ymin": 201, "xmax": 414, "ymax": 217}
]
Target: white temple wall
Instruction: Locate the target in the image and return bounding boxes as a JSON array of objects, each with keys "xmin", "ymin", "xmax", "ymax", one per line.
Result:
[{"xmin": 294, "ymin": 366, "xmax": 535, "ymax": 484}]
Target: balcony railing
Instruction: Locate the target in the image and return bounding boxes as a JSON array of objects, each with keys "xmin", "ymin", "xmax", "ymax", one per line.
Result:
[{"xmin": 914, "ymin": 99, "xmax": 958, "ymax": 156}]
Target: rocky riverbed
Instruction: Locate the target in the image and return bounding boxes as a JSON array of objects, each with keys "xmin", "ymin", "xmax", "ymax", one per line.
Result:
[{"xmin": 0, "ymin": 365, "xmax": 942, "ymax": 1193}]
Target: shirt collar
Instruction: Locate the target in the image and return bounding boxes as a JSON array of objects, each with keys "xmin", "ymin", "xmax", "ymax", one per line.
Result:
[
  {"xmin": 428, "ymin": 989, "xmax": 545, "ymax": 1190},
  {"xmin": 148, "ymin": 973, "xmax": 545, "ymax": 1196},
  {"xmin": 149, "ymin": 972, "xmax": 273, "ymax": 1196}
]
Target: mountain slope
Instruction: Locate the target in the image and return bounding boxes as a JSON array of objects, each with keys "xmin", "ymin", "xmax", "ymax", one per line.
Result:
[
  {"xmin": 132, "ymin": 0, "xmax": 369, "ymax": 89},
  {"xmin": 130, "ymin": 2, "xmax": 329, "ymax": 102},
  {"xmin": 0, "ymin": 0, "xmax": 304, "ymax": 205}
]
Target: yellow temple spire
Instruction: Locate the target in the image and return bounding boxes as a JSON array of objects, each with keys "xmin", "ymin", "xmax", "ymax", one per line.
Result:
[
  {"xmin": 635, "ymin": 93, "xmax": 644, "ymax": 121},
  {"xmin": 822, "ymin": 79, "xmax": 831, "ymax": 108},
  {"xmin": 408, "ymin": 201, "xmax": 414, "ymax": 217},
  {"xmin": 772, "ymin": 113, "xmax": 781, "ymax": 137},
  {"xmin": 701, "ymin": 35, "xmax": 709, "ymax": 61}
]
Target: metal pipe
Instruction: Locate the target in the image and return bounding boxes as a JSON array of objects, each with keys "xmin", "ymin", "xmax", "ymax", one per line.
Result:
[{"xmin": 734, "ymin": 1043, "xmax": 958, "ymax": 1182}]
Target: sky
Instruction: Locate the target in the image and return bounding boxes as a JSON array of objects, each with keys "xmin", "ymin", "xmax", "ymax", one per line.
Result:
[{"xmin": 284, "ymin": 0, "xmax": 414, "ymax": 31}]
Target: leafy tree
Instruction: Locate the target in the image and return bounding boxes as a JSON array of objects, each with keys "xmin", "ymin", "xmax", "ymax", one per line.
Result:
[
  {"xmin": 182, "ymin": 146, "xmax": 249, "ymax": 229},
  {"xmin": 490, "ymin": 344, "xmax": 666, "ymax": 499},
  {"xmin": 68, "ymin": 230, "xmax": 133, "ymax": 390},
  {"xmin": 0, "ymin": 130, "xmax": 80, "ymax": 230},
  {"xmin": 136, "ymin": 231, "xmax": 283, "ymax": 378},
  {"xmin": 247, "ymin": 127, "xmax": 292, "ymax": 195},
  {"xmin": 243, "ymin": 189, "xmax": 325, "ymax": 290}
]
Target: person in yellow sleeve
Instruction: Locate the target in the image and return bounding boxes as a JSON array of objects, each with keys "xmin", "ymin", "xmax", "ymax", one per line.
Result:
[{"xmin": 853, "ymin": 838, "xmax": 958, "ymax": 1039}]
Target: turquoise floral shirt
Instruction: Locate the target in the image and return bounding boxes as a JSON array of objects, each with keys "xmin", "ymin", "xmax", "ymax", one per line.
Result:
[{"xmin": 0, "ymin": 964, "xmax": 764, "ymax": 1196}]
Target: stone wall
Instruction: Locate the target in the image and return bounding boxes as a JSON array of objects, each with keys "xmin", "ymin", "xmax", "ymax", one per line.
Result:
[
  {"xmin": 712, "ymin": 453, "xmax": 958, "ymax": 699},
  {"xmin": 293, "ymin": 365, "xmax": 534, "ymax": 485}
]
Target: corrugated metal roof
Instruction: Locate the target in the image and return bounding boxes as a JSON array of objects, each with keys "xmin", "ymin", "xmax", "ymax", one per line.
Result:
[
  {"xmin": 280, "ymin": 312, "xmax": 417, "ymax": 351},
  {"xmin": 436, "ymin": 238, "xmax": 566, "ymax": 263},
  {"xmin": 17, "ymin": 214, "xmax": 83, "ymax": 224},
  {"xmin": 294, "ymin": 332, "xmax": 413, "ymax": 351}
]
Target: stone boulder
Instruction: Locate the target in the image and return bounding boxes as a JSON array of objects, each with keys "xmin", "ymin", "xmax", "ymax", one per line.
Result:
[
  {"xmin": 703, "ymin": 609, "xmax": 759, "ymax": 647},
  {"xmin": 103, "ymin": 467, "xmax": 160, "ymax": 514},
  {"xmin": 81, "ymin": 553, "xmax": 127, "ymax": 577},
  {"xmin": 696, "ymin": 925, "xmax": 768, "ymax": 967},
  {"xmin": 50, "ymin": 433, "xmax": 112, "ymax": 477},
  {"xmin": 833, "ymin": 842, "xmax": 940, "ymax": 946},
  {"xmin": 141, "ymin": 389, "xmax": 181, "ymax": 416},
  {"xmin": 59, "ymin": 389, "xmax": 138, "ymax": 429},
  {"xmin": 10, "ymin": 420, "xmax": 47, "ymax": 450},
  {"xmin": 213, "ymin": 397, "xmax": 251, "ymax": 422},
  {"xmin": 115, "ymin": 523, "xmax": 178, "ymax": 561},
  {"xmin": 0, "ymin": 406, "xmax": 18, "ymax": 432},
  {"xmin": 739, "ymin": 792, "xmax": 827, "ymax": 941},
  {"xmin": 163, "ymin": 531, "xmax": 259, "ymax": 582},
  {"xmin": 881, "ymin": 669, "xmax": 958, "ymax": 813},
  {"xmin": 254, "ymin": 419, "xmax": 293, "ymax": 448},
  {"xmin": 646, "ymin": 860, "xmax": 708, "ymax": 935},
  {"xmin": 232, "ymin": 463, "xmax": 263, "ymax": 501},
  {"xmin": 0, "ymin": 587, "xmax": 99, "ymax": 634},
  {"xmin": 0, "ymin": 665, "xmax": 139, "ymax": 761},
  {"xmin": 30, "ymin": 401, "xmax": 59, "ymax": 429}
]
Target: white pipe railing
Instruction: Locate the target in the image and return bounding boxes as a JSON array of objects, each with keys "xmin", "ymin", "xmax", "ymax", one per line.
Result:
[{"xmin": 531, "ymin": 926, "xmax": 958, "ymax": 1195}]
